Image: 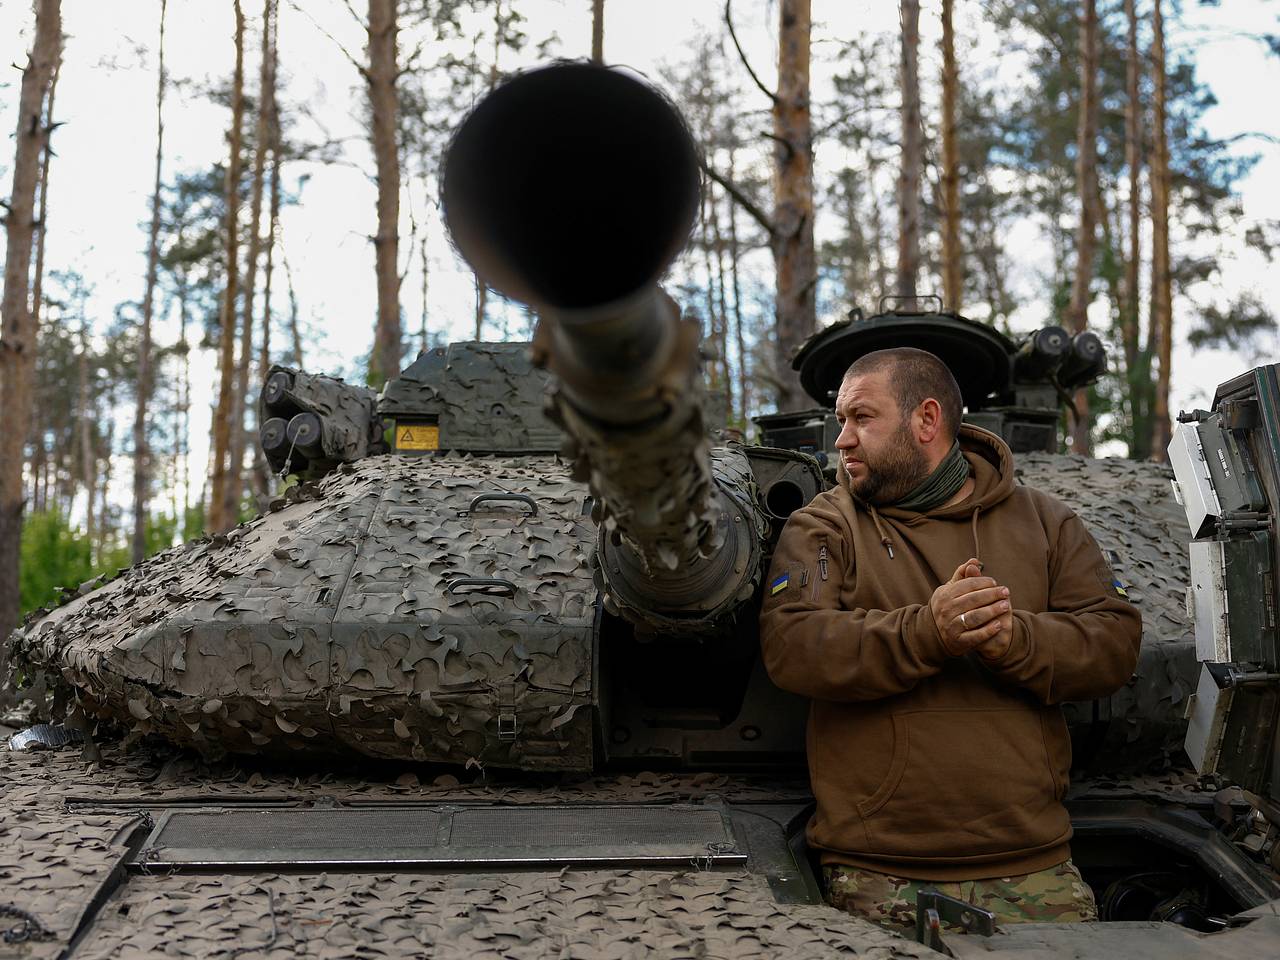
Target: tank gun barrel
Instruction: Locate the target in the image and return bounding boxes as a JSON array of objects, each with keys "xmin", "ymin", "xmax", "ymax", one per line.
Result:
[{"xmin": 442, "ymin": 64, "xmax": 743, "ymax": 594}]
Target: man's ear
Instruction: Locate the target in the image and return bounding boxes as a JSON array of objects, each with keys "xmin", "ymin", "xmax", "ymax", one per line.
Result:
[{"xmin": 916, "ymin": 398, "xmax": 943, "ymax": 444}]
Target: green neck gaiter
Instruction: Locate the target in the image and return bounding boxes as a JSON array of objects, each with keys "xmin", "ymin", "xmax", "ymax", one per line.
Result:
[{"xmin": 893, "ymin": 441, "xmax": 970, "ymax": 512}]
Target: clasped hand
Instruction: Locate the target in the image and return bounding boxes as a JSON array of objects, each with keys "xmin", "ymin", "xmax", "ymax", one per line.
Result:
[{"xmin": 929, "ymin": 558, "xmax": 1013, "ymax": 660}]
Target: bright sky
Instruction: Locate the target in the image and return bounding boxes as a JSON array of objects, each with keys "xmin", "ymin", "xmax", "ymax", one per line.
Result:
[{"xmin": 1, "ymin": 0, "xmax": 1277, "ymax": 521}]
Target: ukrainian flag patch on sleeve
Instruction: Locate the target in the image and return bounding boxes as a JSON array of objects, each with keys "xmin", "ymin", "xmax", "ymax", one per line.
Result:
[
  {"xmin": 770, "ymin": 573, "xmax": 790, "ymax": 596},
  {"xmin": 1112, "ymin": 578, "xmax": 1129, "ymax": 600}
]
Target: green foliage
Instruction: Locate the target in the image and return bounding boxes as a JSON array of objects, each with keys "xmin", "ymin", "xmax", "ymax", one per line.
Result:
[
  {"xmin": 1187, "ymin": 292, "xmax": 1277, "ymax": 357},
  {"xmin": 19, "ymin": 511, "xmax": 95, "ymax": 616},
  {"xmin": 181, "ymin": 502, "xmax": 206, "ymax": 544},
  {"xmin": 18, "ymin": 509, "xmax": 192, "ymax": 618}
]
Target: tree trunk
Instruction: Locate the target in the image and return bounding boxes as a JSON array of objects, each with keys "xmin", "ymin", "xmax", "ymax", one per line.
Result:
[
  {"xmin": 254, "ymin": 12, "xmax": 280, "ymax": 501},
  {"xmin": 896, "ymin": 0, "xmax": 922, "ymax": 308},
  {"xmin": 208, "ymin": 0, "xmax": 247, "ymax": 533},
  {"xmin": 26, "ymin": 58, "xmax": 58, "ymax": 531},
  {"xmin": 177, "ymin": 271, "xmax": 190, "ymax": 531},
  {"xmin": 1067, "ymin": 0, "xmax": 1100, "ymax": 456},
  {"xmin": 261, "ymin": 141, "xmax": 279, "ymax": 381},
  {"xmin": 939, "ymin": 0, "xmax": 961, "ymax": 312},
  {"xmin": 0, "ymin": 0, "xmax": 61, "ymax": 646},
  {"xmin": 226, "ymin": 0, "xmax": 275, "ymax": 521},
  {"xmin": 419, "ymin": 228, "xmax": 429, "ymax": 353},
  {"xmin": 1122, "ymin": 0, "xmax": 1149, "ymax": 459},
  {"xmin": 282, "ymin": 240, "xmax": 303, "ymax": 367},
  {"xmin": 78, "ymin": 313, "xmax": 95, "ymax": 565},
  {"xmin": 591, "ymin": 0, "xmax": 603, "ymax": 63},
  {"xmin": 367, "ymin": 0, "xmax": 401, "ymax": 387},
  {"xmin": 261, "ymin": 0, "xmax": 280, "ymax": 385},
  {"xmin": 97, "ymin": 423, "xmax": 114, "ymax": 563},
  {"xmin": 727, "ymin": 142, "xmax": 749, "ymax": 425},
  {"xmin": 1122, "ymin": 0, "xmax": 1142, "ymax": 375},
  {"xmin": 710, "ymin": 181, "xmax": 734, "ymax": 415},
  {"xmin": 1148, "ymin": 0, "xmax": 1173, "ymax": 461},
  {"xmin": 472, "ymin": 2, "xmax": 506, "ymax": 344},
  {"xmin": 30, "ymin": 58, "xmax": 59, "ymax": 332},
  {"xmin": 772, "ymin": 0, "xmax": 815, "ymax": 413},
  {"xmin": 868, "ymin": 157, "xmax": 888, "ymax": 302},
  {"xmin": 133, "ymin": 0, "xmax": 167, "ymax": 563}
]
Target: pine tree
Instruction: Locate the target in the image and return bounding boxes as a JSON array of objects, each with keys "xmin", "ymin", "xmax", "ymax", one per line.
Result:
[
  {"xmin": 1148, "ymin": 0, "xmax": 1173, "ymax": 460},
  {"xmin": 225, "ymin": 0, "xmax": 277, "ymax": 520},
  {"xmin": 209, "ymin": 0, "xmax": 247, "ymax": 533},
  {"xmin": 367, "ymin": 0, "xmax": 402, "ymax": 387},
  {"xmin": 1067, "ymin": 0, "xmax": 1100, "ymax": 456},
  {"xmin": 591, "ymin": 0, "xmax": 604, "ymax": 63},
  {"xmin": 133, "ymin": 0, "xmax": 168, "ymax": 562},
  {"xmin": 896, "ymin": 0, "xmax": 922, "ymax": 308},
  {"xmin": 0, "ymin": 0, "xmax": 62, "ymax": 647},
  {"xmin": 939, "ymin": 0, "xmax": 961, "ymax": 312}
]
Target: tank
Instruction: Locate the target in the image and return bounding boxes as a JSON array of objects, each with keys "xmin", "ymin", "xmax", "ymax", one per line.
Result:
[{"xmin": 4, "ymin": 63, "xmax": 1280, "ymax": 957}]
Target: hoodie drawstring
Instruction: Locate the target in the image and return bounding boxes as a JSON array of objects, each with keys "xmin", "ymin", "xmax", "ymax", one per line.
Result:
[
  {"xmin": 869, "ymin": 503, "xmax": 896, "ymax": 559},
  {"xmin": 865, "ymin": 500, "xmax": 982, "ymax": 563}
]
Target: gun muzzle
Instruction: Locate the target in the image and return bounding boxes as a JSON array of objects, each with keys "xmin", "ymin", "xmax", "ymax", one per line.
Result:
[
  {"xmin": 260, "ymin": 417, "xmax": 291, "ymax": 458},
  {"xmin": 1058, "ymin": 331, "xmax": 1107, "ymax": 388},
  {"xmin": 1014, "ymin": 325, "xmax": 1071, "ymax": 382},
  {"xmin": 442, "ymin": 63, "xmax": 701, "ymax": 420},
  {"xmin": 286, "ymin": 412, "xmax": 324, "ymax": 459}
]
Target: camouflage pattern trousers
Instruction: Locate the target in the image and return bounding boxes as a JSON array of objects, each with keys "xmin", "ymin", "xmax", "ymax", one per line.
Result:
[{"xmin": 824, "ymin": 860, "xmax": 1097, "ymax": 931}]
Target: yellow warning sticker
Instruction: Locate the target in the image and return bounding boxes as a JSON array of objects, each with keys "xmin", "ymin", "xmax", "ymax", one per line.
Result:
[{"xmin": 395, "ymin": 424, "xmax": 439, "ymax": 451}]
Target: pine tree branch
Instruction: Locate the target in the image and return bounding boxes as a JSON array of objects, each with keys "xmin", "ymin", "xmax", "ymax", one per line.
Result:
[
  {"xmin": 286, "ymin": 0, "xmax": 368, "ymax": 80},
  {"xmin": 760, "ymin": 130, "xmax": 794, "ymax": 163},
  {"xmin": 338, "ymin": 0, "xmax": 363, "ymax": 28},
  {"xmin": 703, "ymin": 162, "xmax": 775, "ymax": 237},
  {"xmin": 724, "ymin": 0, "xmax": 779, "ymax": 106},
  {"xmin": 397, "ymin": 38, "xmax": 429, "ymax": 78}
]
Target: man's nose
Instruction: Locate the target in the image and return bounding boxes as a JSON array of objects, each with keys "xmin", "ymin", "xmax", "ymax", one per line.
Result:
[{"xmin": 835, "ymin": 423, "xmax": 857, "ymax": 450}]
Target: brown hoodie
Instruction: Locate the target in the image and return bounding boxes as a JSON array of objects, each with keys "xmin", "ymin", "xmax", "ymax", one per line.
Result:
[{"xmin": 759, "ymin": 425, "xmax": 1141, "ymax": 880}]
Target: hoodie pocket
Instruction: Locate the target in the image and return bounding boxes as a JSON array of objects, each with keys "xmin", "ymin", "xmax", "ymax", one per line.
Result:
[{"xmin": 856, "ymin": 707, "xmax": 1066, "ymax": 860}]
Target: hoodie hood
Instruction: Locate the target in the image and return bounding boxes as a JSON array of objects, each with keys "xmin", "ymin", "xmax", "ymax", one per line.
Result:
[{"xmin": 873, "ymin": 423, "xmax": 1017, "ymax": 524}]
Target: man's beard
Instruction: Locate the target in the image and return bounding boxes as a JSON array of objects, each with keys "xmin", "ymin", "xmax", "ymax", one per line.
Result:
[{"xmin": 845, "ymin": 419, "xmax": 931, "ymax": 506}]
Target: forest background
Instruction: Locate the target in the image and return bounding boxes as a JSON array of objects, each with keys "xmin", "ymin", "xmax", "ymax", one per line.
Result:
[{"xmin": 0, "ymin": 0, "xmax": 1278, "ymax": 640}]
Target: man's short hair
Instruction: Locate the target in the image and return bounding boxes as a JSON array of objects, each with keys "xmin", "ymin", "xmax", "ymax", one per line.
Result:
[{"xmin": 843, "ymin": 348, "xmax": 964, "ymax": 441}]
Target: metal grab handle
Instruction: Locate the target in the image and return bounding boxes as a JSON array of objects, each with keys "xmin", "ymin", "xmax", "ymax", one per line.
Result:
[
  {"xmin": 458, "ymin": 493, "xmax": 538, "ymax": 517},
  {"xmin": 445, "ymin": 578, "xmax": 517, "ymax": 597},
  {"xmin": 878, "ymin": 293, "xmax": 944, "ymax": 313}
]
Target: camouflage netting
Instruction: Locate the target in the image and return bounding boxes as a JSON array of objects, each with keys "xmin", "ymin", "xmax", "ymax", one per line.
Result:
[
  {"xmin": 72, "ymin": 870, "xmax": 933, "ymax": 960},
  {"xmin": 0, "ymin": 743, "xmax": 929, "ymax": 960},
  {"xmin": 1015, "ymin": 453, "xmax": 1195, "ymax": 772},
  {"xmin": 537, "ymin": 310, "xmax": 720, "ymax": 578},
  {"xmin": 259, "ymin": 365, "xmax": 383, "ymax": 472},
  {"xmin": 11, "ymin": 455, "xmax": 598, "ymax": 771},
  {"xmin": 593, "ymin": 445, "xmax": 768, "ymax": 632},
  {"xmin": 8, "ymin": 442, "xmax": 1199, "ymax": 778}
]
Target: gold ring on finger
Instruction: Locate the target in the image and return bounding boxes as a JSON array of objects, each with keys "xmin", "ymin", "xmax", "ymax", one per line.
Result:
[{"xmin": 960, "ymin": 612, "xmax": 968, "ymax": 628}]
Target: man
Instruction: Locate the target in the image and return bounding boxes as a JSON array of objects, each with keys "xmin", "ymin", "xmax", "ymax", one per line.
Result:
[{"xmin": 759, "ymin": 347, "xmax": 1141, "ymax": 930}]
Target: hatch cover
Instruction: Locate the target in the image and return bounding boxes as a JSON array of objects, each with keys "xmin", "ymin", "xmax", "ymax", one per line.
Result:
[{"xmin": 131, "ymin": 804, "xmax": 744, "ymax": 870}]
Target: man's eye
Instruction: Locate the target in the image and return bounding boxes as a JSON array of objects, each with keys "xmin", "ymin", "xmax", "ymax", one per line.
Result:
[{"xmin": 856, "ymin": 414, "xmax": 870, "ymax": 423}]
